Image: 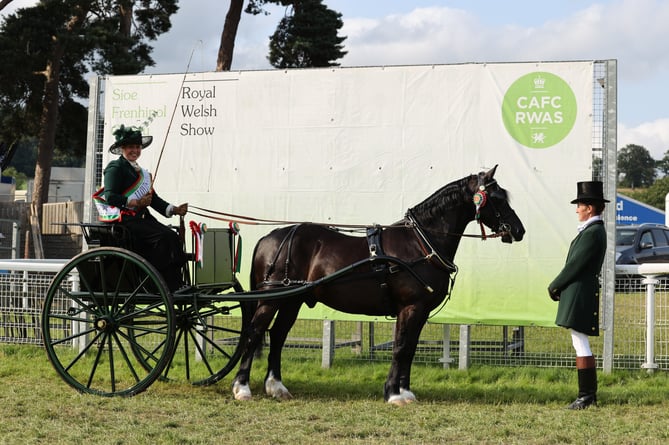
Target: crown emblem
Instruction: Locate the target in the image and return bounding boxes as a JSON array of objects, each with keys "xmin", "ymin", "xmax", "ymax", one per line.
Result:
[{"xmin": 533, "ymin": 76, "xmax": 546, "ymax": 89}]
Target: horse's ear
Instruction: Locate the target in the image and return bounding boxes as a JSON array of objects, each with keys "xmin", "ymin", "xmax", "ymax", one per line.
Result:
[{"xmin": 485, "ymin": 164, "xmax": 499, "ymax": 180}]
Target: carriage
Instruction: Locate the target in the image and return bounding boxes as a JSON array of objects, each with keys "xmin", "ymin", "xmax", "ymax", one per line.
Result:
[
  {"xmin": 41, "ymin": 221, "xmax": 253, "ymax": 396},
  {"xmin": 41, "ymin": 166, "xmax": 525, "ymax": 404}
]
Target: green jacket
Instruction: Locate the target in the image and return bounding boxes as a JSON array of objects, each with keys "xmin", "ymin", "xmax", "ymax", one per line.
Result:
[
  {"xmin": 103, "ymin": 156, "xmax": 170, "ymax": 222},
  {"xmin": 549, "ymin": 220, "xmax": 606, "ymax": 336}
]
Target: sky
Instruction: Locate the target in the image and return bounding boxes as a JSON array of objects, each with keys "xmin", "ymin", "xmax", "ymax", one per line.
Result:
[{"xmin": 3, "ymin": 0, "xmax": 669, "ymax": 158}]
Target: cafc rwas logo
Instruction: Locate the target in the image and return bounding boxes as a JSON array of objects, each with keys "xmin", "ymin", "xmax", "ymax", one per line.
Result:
[{"xmin": 501, "ymin": 71, "xmax": 577, "ymax": 148}]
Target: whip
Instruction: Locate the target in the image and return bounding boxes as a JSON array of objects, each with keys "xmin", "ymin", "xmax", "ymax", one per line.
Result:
[{"xmin": 152, "ymin": 40, "xmax": 202, "ymax": 183}]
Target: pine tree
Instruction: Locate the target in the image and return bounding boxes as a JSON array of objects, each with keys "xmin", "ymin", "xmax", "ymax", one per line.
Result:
[{"xmin": 268, "ymin": 0, "xmax": 347, "ymax": 68}]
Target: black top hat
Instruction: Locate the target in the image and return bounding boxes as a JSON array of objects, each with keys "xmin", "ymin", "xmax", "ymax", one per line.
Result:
[
  {"xmin": 109, "ymin": 125, "xmax": 153, "ymax": 155},
  {"xmin": 570, "ymin": 181, "xmax": 610, "ymax": 204}
]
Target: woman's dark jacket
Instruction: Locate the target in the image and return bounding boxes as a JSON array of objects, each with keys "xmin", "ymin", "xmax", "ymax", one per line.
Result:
[
  {"xmin": 549, "ymin": 220, "xmax": 606, "ymax": 336},
  {"xmin": 101, "ymin": 156, "xmax": 185, "ymax": 290},
  {"xmin": 102, "ymin": 156, "xmax": 170, "ymax": 220}
]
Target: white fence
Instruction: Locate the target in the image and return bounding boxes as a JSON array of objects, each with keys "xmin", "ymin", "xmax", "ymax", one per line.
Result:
[
  {"xmin": 615, "ymin": 263, "xmax": 669, "ymax": 372},
  {"xmin": 0, "ymin": 260, "xmax": 66, "ymax": 344},
  {"xmin": 1, "ymin": 258, "xmax": 667, "ymax": 371}
]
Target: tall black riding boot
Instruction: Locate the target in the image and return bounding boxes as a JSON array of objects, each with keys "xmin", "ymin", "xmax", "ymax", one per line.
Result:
[{"xmin": 567, "ymin": 356, "xmax": 597, "ymax": 410}]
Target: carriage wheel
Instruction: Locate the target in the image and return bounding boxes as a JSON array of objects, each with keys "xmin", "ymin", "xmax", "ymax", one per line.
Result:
[
  {"xmin": 165, "ymin": 281, "xmax": 253, "ymax": 386},
  {"xmin": 41, "ymin": 247, "xmax": 176, "ymax": 397}
]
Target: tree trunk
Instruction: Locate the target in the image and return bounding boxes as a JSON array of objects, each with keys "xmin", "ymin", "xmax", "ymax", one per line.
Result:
[
  {"xmin": 32, "ymin": 42, "xmax": 64, "ymax": 226},
  {"xmin": 118, "ymin": 0, "xmax": 133, "ymax": 38},
  {"xmin": 216, "ymin": 0, "xmax": 244, "ymax": 71},
  {"xmin": 32, "ymin": 10, "xmax": 86, "ymax": 227}
]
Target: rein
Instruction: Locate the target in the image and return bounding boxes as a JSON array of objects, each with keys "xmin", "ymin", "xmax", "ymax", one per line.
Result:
[
  {"xmin": 188, "ymin": 204, "xmax": 508, "ymax": 240},
  {"xmin": 189, "ymin": 205, "xmax": 391, "ymax": 229}
]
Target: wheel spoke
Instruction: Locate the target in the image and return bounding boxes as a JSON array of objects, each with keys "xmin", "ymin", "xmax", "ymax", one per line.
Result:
[
  {"xmin": 117, "ymin": 326, "xmax": 168, "ymax": 365},
  {"xmin": 187, "ymin": 328, "xmax": 217, "ymax": 375},
  {"xmin": 191, "ymin": 324, "xmax": 236, "ymax": 360},
  {"xmin": 169, "ymin": 297, "xmax": 249, "ymax": 386},
  {"xmin": 63, "ymin": 330, "xmax": 104, "ymax": 373},
  {"xmin": 86, "ymin": 334, "xmax": 107, "ymax": 389},
  {"xmin": 111, "ymin": 331, "xmax": 142, "ymax": 384},
  {"xmin": 163, "ymin": 327, "xmax": 187, "ymax": 381}
]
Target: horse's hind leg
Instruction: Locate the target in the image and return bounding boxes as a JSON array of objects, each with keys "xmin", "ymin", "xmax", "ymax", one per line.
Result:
[
  {"xmin": 264, "ymin": 301, "xmax": 302, "ymax": 400},
  {"xmin": 232, "ymin": 303, "xmax": 278, "ymax": 401}
]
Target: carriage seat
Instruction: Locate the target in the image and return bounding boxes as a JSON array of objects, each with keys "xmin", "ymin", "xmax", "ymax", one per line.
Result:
[{"xmin": 80, "ymin": 223, "xmax": 134, "ymax": 249}]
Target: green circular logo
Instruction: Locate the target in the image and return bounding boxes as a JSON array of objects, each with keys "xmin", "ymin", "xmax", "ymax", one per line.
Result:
[{"xmin": 501, "ymin": 71, "xmax": 577, "ymax": 148}]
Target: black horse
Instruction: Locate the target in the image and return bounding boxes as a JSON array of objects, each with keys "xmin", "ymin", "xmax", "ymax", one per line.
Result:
[{"xmin": 232, "ymin": 166, "xmax": 525, "ymax": 405}]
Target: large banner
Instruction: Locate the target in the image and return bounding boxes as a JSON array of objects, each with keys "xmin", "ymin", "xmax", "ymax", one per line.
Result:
[{"xmin": 102, "ymin": 61, "xmax": 595, "ymax": 326}]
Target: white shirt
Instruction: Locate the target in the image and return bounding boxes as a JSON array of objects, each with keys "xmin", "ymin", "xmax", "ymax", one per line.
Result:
[{"xmin": 577, "ymin": 215, "xmax": 602, "ymax": 233}]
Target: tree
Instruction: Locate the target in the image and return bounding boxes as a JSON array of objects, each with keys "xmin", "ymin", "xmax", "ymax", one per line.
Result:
[
  {"xmin": 217, "ymin": 0, "xmax": 244, "ymax": 71},
  {"xmin": 216, "ymin": 0, "xmax": 347, "ymax": 71},
  {"xmin": 2, "ymin": 166, "xmax": 28, "ymax": 189},
  {"xmin": 656, "ymin": 149, "xmax": 669, "ymax": 177},
  {"xmin": 592, "ymin": 156, "xmax": 603, "ymax": 182},
  {"xmin": 268, "ymin": 0, "xmax": 347, "ymax": 68},
  {"xmin": 617, "ymin": 144, "xmax": 656, "ymax": 189},
  {"xmin": 627, "ymin": 176, "xmax": 669, "ymax": 210},
  {"xmin": 0, "ymin": 0, "xmax": 178, "ymax": 225},
  {"xmin": 217, "ymin": 0, "xmax": 283, "ymax": 72}
]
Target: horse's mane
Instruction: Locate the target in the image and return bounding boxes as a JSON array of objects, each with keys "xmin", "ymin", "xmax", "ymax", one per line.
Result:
[{"xmin": 409, "ymin": 174, "xmax": 475, "ymax": 224}]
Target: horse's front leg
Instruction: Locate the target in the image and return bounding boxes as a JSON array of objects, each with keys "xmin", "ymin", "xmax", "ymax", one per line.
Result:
[
  {"xmin": 264, "ymin": 302, "xmax": 302, "ymax": 400},
  {"xmin": 384, "ymin": 304, "xmax": 428, "ymax": 406},
  {"xmin": 232, "ymin": 303, "xmax": 277, "ymax": 401}
]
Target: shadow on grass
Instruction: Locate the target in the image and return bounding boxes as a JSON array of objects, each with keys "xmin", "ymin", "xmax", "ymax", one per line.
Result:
[{"xmin": 200, "ymin": 358, "xmax": 669, "ymax": 406}]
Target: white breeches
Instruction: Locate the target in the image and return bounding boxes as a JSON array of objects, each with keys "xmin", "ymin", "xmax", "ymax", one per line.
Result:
[{"xmin": 570, "ymin": 329, "xmax": 592, "ymax": 357}]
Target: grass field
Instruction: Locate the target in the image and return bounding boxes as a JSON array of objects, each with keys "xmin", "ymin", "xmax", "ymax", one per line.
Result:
[{"xmin": 1, "ymin": 344, "xmax": 669, "ymax": 445}]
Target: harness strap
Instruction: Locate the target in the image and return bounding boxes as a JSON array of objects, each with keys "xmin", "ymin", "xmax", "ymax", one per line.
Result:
[
  {"xmin": 262, "ymin": 224, "xmax": 310, "ymax": 287},
  {"xmin": 366, "ymin": 225, "xmax": 384, "ymax": 257},
  {"xmin": 405, "ymin": 210, "xmax": 458, "ymax": 274},
  {"xmin": 365, "ymin": 225, "xmax": 399, "ymax": 314}
]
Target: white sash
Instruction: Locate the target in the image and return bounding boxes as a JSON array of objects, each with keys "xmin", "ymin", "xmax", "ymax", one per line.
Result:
[{"xmin": 93, "ymin": 168, "xmax": 152, "ymax": 222}]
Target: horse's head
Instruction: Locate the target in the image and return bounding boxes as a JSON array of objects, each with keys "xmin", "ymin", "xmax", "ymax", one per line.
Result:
[{"xmin": 471, "ymin": 165, "xmax": 525, "ymax": 243}]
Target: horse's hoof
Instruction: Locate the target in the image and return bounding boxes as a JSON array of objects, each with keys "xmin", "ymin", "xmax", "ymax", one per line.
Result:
[
  {"xmin": 387, "ymin": 389, "xmax": 417, "ymax": 406},
  {"xmin": 276, "ymin": 390, "xmax": 293, "ymax": 401},
  {"xmin": 387, "ymin": 394, "xmax": 407, "ymax": 406},
  {"xmin": 265, "ymin": 374, "xmax": 293, "ymax": 400},
  {"xmin": 232, "ymin": 381, "xmax": 252, "ymax": 401},
  {"xmin": 400, "ymin": 388, "xmax": 417, "ymax": 403}
]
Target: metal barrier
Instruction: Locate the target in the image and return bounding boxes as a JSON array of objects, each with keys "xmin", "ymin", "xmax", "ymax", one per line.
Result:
[
  {"xmin": 0, "ymin": 260, "xmax": 67, "ymax": 344},
  {"xmin": 1, "ymin": 259, "xmax": 667, "ymax": 372},
  {"xmin": 616, "ymin": 263, "xmax": 669, "ymax": 373}
]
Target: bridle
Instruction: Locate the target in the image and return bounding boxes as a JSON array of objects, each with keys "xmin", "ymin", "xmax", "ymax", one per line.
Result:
[{"xmin": 472, "ymin": 176, "xmax": 512, "ymax": 241}]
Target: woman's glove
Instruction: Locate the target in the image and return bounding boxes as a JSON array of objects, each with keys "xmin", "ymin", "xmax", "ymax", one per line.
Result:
[{"xmin": 548, "ymin": 287, "xmax": 560, "ymax": 302}]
